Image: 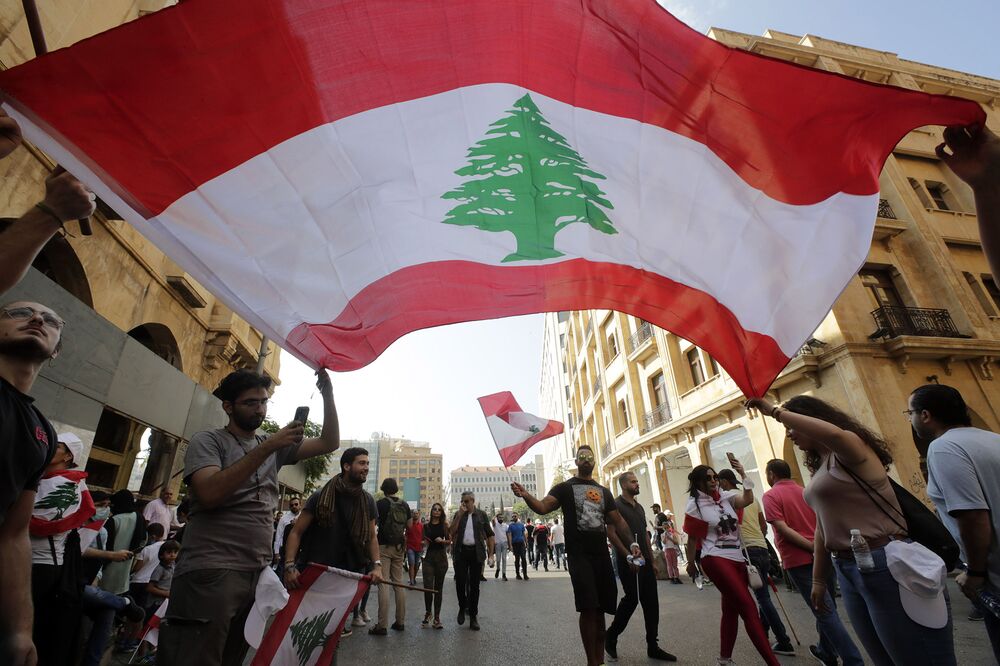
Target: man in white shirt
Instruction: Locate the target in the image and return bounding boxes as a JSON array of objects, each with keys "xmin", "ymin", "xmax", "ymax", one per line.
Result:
[
  {"xmin": 551, "ymin": 518, "xmax": 566, "ymax": 569},
  {"xmin": 273, "ymin": 496, "xmax": 302, "ymax": 563},
  {"xmin": 142, "ymin": 487, "xmax": 174, "ymax": 540},
  {"xmin": 909, "ymin": 383, "xmax": 1000, "ymax": 663}
]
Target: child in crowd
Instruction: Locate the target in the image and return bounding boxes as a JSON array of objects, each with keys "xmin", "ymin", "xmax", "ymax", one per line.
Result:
[{"xmin": 146, "ymin": 539, "xmax": 180, "ymax": 616}]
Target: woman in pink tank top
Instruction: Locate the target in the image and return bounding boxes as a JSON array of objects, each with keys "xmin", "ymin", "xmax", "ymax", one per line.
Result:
[{"xmin": 747, "ymin": 395, "xmax": 955, "ymax": 666}]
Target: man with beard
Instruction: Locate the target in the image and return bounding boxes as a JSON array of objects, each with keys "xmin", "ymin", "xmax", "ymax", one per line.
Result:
[
  {"xmin": 0, "ymin": 301, "xmax": 61, "ymax": 665},
  {"xmin": 159, "ymin": 368, "xmax": 340, "ymax": 666},
  {"xmin": 282, "ymin": 447, "xmax": 383, "ymax": 606},
  {"xmin": 512, "ymin": 446, "xmax": 634, "ymax": 666},
  {"xmin": 273, "ymin": 495, "xmax": 302, "ymax": 566}
]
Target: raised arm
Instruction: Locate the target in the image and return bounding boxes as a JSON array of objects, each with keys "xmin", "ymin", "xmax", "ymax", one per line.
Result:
[
  {"xmin": 746, "ymin": 397, "xmax": 870, "ymax": 467},
  {"xmin": 727, "ymin": 458, "xmax": 755, "ymax": 510},
  {"xmin": 937, "ymin": 125, "xmax": 1000, "ymax": 286},
  {"xmin": 510, "ymin": 482, "xmax": 560, "ymax": 515},
  {"xmin": 291, "ymin": 371, "xmax": 340, "ymax": 461}
]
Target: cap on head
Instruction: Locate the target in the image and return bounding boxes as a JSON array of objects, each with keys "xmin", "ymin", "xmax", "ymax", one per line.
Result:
[
  {"xmin": 57, "ymin": 432, "xmax": 84, "ymax": 468},
  {"xmin": 717, "ymin": 469, "xmax": 740, "ymax": 485}
]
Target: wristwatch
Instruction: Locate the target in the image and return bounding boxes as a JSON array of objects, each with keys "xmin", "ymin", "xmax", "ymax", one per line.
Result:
[{"xmin": 284, "ymin": 562, "xmax": 297, "ymax": 571}]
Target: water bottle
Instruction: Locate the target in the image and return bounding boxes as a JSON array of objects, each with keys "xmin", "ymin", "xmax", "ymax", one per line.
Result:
[
  {"xmin": 850, "ymin": 529, "xmax": 875, "ymax": 572},
  {"xmin": 979, "ymin": 589, "xmax": 1000, "ymax": 619}
]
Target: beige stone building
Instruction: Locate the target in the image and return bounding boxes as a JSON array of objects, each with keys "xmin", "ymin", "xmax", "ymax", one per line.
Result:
[
  {"xmin": 376, "ymin": 436, "xmax": 444, "ymax": 516},
  {"xmin": 1, "ymin": 0, "xmax": 287, "ymax": 497},
  {"xmin": 544, "ymin": 28, "xmax": 1000, "ymax": 520}
]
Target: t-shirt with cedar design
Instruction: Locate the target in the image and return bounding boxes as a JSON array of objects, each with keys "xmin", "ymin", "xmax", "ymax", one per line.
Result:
[
  {"xmin": 443, "ymin": 93, "xmax": 616, "ymax": 263},
  {"xmin": 547, "ymin": 478, "xmax": 616, "ymax": 557}
]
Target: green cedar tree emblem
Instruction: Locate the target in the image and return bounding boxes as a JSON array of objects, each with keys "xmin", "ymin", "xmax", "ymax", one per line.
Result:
[
  {"xmin": 290, "ymin": 608, "xmax": 336, "ymax": 666},
  {"xmin": 443, "ymin": 93, "xmax": 616, "ymax": 263},
  {"xmin": 34, "ymin": 481, "xmax": 79, "ymax": 519},
  {"xmin": 528, "ymin": 425, "xmax": 541, "ymax": 434}
]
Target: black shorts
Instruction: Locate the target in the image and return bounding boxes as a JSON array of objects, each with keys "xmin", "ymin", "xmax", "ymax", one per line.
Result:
[{"xmin": 567, "ymin": 551, "xmax": 617, "ymax": 614}]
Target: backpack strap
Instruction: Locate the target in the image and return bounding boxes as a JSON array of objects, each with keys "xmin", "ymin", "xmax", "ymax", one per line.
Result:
[{"xmin": 837, "ymin": 457, "xmax": 908, "ymax": 536}]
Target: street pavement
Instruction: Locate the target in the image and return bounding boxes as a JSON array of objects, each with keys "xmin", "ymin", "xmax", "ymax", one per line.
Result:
[{"xmin": 335, "ymin": 559, "xmax": 996, "ymax": 665}]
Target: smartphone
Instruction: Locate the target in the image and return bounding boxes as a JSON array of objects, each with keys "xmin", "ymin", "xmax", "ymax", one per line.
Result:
[
  {"xmin": 726, "ymin": 452, "xmax": 738, "ymax": 465},
  {"xmin": 293, "ymin": 406, "xmax": 310, "ymax": 425}
]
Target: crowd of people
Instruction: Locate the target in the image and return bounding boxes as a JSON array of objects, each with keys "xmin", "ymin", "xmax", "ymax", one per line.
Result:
[{"xmin": 2, "ymin": 104, "xmax": 1000, "ymax": 666}]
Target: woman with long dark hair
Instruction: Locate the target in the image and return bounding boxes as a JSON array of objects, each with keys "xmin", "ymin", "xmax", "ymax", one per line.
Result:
[
  {"xmin": 421, "ymin": 502, "xmax": 451, "ymax": 629},
  {"xmin": 683, "ymin": 463, "xmax": 779, "ymax": 666},
  {"xmin": 747, "ymin": 395, "xmax": 956, "ymax": 665}
]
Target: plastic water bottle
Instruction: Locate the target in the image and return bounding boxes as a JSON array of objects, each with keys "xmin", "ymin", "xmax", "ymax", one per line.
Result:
[{"xmin": 850, "ymin": 529, "xmax": 875, "ymax": 572}]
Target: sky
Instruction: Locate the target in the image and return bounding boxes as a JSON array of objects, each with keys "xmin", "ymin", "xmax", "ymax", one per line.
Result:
[{"xmin": 268, "ymin": 0, "xmax": 999, "ymax": 482}]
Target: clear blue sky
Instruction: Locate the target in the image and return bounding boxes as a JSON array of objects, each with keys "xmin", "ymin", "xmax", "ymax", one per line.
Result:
[{"xmin": 270, "ymin": 0, "xmax": 998, "ymax": 479}]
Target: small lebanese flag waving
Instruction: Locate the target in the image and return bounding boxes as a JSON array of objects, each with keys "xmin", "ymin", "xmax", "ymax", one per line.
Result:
[
  {"xmin": 78, "ymin": 517, "xmax": 107, "ymax": 552},
  {"xmin": 0, "ymin": 0, "xmax": 984, "ymax": 396},
  {"xmin": 252, "ymin": 565, "xmax": 370, "ymax": 666},
  {"xmin": 140, "ymin": 600, "xmax": 168, "ymax": 647},
  {"xmin": 30, "ymin": 470, "xmax": 95, "ymax": 537},
  {"xmin": 478, "ymin": 391, "xmax": 564, "ymax": 468}
]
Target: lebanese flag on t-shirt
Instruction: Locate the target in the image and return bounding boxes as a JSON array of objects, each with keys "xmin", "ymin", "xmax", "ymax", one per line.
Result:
[
  {"xmin": 0, "ymin": 0, "xmax": 983, "ymax": 396},
  {"xmin": 478, "ymin": 391, "xmax": 563, "ymax": 467},
  {"xmin": 29, "ymin": 470, "xmax": 95, "ymax": 537}
]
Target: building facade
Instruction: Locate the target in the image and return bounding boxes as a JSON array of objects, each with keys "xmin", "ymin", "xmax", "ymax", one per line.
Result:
[
  {"xmin": 546, "ymin": 28, "xmax": 1000, "ymax": 523},
  {"xmin": 0, "ymin": 0, "xmax": 291, "ymax": 498},
  {"xmin": 374, "ymin": 435, "xmax": 443, "ymax": 516},
  {"xmin": 540, "ymin": 311, "xmax": 575, "ymax": 490},
  {"xmin": 449, "ymin": 454, "xmax": 545, "ymax": 514}
]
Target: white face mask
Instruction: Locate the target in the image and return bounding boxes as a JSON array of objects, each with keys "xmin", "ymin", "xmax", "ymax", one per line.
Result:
[{"xmin": 94, "ymin": 507, "xmax": 111, "ymax": 521}]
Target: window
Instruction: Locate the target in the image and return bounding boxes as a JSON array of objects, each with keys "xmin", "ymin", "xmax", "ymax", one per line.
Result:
[
  {"xmin": 925, "ymin": 181, "xmax": 951, "ymax": 211},
  {"xmin": 984, "ymin": 275, "xmax": 1000, "ymax": 314},
  {"xmin": 650, "ymin": 372, "xmax": 667, "ymax": 408},
  {"xmin": 908, "ymin": 177, "xmax": 933, "ymax": 208},
  {"xmin": 859, "ymin": 269, "xmax": 904, "ymax": 309},
  {"xmin": 709, "ymin": 355, "xmax": 720, "ymax": 377},
  {"xmin": 617, "ymin": 399, "xmax": 631, "ymax": 432},
  {"xmin": 965, "ymin": 272, "xmax": 997, "ymax": 317},
  {"xmin": 606, "ymin": 333, "xmax": 619, "ymax": 360},
  {"xmin": 687, "ymin": 348, "xmax": 706, "ymax": 386}
]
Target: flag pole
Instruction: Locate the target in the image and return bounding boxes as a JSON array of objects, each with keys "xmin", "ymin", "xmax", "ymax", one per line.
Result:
[{"xmin": 374, "ymin": 578, "xmax": 437, "ymax": 594}]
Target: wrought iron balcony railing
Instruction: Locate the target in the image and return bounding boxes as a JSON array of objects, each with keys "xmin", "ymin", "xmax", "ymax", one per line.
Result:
[
  {"xmin": 627, "ymin": 322, "xmax": 653, "ymax": 353},
  {"xmin": 877, "ymin": 198, "xmax": 897, "ymax": 220},
  {"xmin": 641, "ymin": 402, "xmax": 672, "ymax": 434},
  {"xmin": 870, "ymin": 306, "xmax": 963, "ymax": 339}
]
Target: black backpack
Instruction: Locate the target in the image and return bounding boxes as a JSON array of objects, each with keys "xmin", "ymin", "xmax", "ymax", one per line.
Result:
[
  {"xmin": 842, "ymin": 464, "xmax": 960, "ymax": 571},
  {"xmin": 380, "ymin": 497, "xmax": 409, "ymax": 544}
]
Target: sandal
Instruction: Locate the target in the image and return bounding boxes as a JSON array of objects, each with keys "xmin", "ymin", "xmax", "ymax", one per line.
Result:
[
  {"xmin": 422, "ymin": 613, "xmax": 431, "ymax": 626},
  {"xmin": 433, "ymin": 617, "xmax": 443, "ymax": 629}
]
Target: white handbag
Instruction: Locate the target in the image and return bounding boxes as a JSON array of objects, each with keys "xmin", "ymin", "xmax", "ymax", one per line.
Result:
[{"xmin": 742, "ymin": 547, "xmax": 765, "ymax": 590}]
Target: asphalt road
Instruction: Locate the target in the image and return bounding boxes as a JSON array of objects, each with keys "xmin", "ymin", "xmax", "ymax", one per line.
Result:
[{"xmin": 333, "ymin": 560, "xmax": 996, "ymax": 665}]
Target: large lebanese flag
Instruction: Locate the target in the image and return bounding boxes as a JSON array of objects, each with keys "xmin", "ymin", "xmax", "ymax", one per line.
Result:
[
  {"xmin": 0, "ymin": 0, "xmax": 984, "ymax": 395},
  {"xmin": 479, "ymin": 391, "xmax": 564, "ymax": 467}
]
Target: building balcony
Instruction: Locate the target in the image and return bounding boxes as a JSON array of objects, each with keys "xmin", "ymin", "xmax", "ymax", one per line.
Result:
[
  {"xmin": 870, "ymin": 306, "xmax": 965, "ymax": 339},
  {"xmin": 627, "ymin": 322, "xmax": 653, "ymax": 355},
  {"xmin": 640, "ymin": 402, "xmax": 673, "ymax": 434},
  {"xmin": 877, "ymin": 198, "xmax": 897, "ymax": 220}
]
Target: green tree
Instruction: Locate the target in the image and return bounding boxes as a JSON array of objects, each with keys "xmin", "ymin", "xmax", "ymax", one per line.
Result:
[
  {"xmin": 34, "ymin": 481, "xmax": 78, "ymax": 519},
  {"xmin": 262, "ymin": 417, "xmax": 332, "ymax": 494},
  {"xmin": 290, "ymin": 608, "xmax": 336, "ymax": 666},
  {"xmin": 443, "ymin": 93, "xmax": 616, "ymax": 263}
]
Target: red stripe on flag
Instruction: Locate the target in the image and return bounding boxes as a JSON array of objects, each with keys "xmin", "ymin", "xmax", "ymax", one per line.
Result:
[
  {"xmin": 315, "ymin": 575, "xmax": 371, "ymax": 665},
  {"xmin": 286, "ymin": 260, "xmax": 789, "ymax": 397},
  {"xmin": 0, "ymin": 0, "xmax": 983, "ymax": 216},
  {"xmin": 252, "ymin": 564, "xmax": 326, "ymax": 666},
  {"xmin": 477, "ymin": 392, "xmax": 519, "ymax": 420},
  {"xmin": 496, "ymin": 421, "xmax": 564, "ymax": 468}
]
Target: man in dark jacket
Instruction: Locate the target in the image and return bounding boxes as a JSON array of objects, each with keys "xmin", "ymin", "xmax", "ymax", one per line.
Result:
[{"xmin": 449, "ymin": 492, "xmax": 495, "ymax": 630}]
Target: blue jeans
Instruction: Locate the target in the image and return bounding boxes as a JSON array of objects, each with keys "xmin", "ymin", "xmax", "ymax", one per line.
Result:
[
  {"xmin": 746, "ymin": 547, "xmax": 790, "ymax": 645},
  {"xmin": 554, "ymin": 543, "xmax": 566, "ymax": 568},
  {"xmin": 833, "ymin": 546, "xmax": 956, "ymax": 665},
  {"xmin": 786, "ymin": 564, "xmax": 864, "ymax": 665},
  {"xmin": 81, "ymin": 585, "xmax": 128, "ymax": 666}
]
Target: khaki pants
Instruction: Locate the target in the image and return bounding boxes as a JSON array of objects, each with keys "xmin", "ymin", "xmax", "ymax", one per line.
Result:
[{"xmin": 377, "ymin": 543, "xmax": 406, "ymax": 628}]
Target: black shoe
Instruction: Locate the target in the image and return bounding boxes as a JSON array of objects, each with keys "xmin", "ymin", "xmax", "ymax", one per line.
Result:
[
  {"xmin": 457, "ymin": 608, "xmax": 466, "ymax": 625},
  {"xmin": 495, "ymin": 569, "xmax": 499, "ymax": 578},
  {"xmin": 516, "ymin": 573, "xmax": 522, "ymax": 580},
  {"xmin": 368, "ymin": 626, "xmax": 387, "ymax": 636},
  {"xmin": 479, "ymin": 575, "xmax": 487, "ymax": 581},
  {"xmin": 772, "ymin": 641, "xmax": 795, "ymax": 656},
  {"xmin": 523, "ymin": 574, "xmax": 529, "ymax": 580},
  {"xmin": 390, "ymin": 622, "xmax": 404, "ymax": 631},
  {"xmin": 647, "ymin": 645, "xmax": 677, "ymax": 661},
  {"xmin": 605, "ymin": 635, "xmax": 618, "ymax": 662},
  {"xmin": 808, "ymin": 644, "xmax": 837, "ymax": 666},
  {"xmin": 119, "ymin": 595, "xmax": 146, "ymax": 623},
  {"xmin": 469, "ymin": 616, "xmax": 480, "ymax": 631},
  {"xmin": 970, "ymin": 607, "xmax": 985, "ymax": 621},
  {"xmin": 503, "ymin": 575, "xmax": 508, "ymax": 581}
]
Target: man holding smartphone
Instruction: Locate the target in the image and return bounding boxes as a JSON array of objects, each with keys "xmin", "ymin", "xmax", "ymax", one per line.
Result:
[{"xmin": 159, "ymin": 368, "xmax": 340, "ymax": 666}]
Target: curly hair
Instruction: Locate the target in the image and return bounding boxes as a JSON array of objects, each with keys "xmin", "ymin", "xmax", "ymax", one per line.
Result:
[{"xmin": 783, "ymin": 395, "xmax": 893, "ymax": 475}]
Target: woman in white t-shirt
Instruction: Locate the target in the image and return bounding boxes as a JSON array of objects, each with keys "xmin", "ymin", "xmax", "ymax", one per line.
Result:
[{"xmin": 684, "ymin": 462, "xmax": 779, "ymax": 666}]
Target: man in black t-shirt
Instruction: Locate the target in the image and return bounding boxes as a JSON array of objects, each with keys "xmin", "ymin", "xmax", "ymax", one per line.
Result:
[
  {"xmin": 512, "ymin": 445, "xmax": 633, "ymax": 666},
  {"xmin": 606, "ymin": 472, "xmax": 676, "ymax": 662},
  {"xmin": 0, "ymin": 301, "xmax": 61, "ymax": 665}
]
